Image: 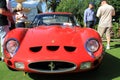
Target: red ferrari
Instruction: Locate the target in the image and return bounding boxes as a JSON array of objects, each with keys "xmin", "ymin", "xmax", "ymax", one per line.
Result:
[{"xmin": 3, "ymin": 12, "xmax": 104, "ymax": 73}]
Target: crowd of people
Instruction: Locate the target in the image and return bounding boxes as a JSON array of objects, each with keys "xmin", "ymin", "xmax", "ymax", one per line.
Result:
[
  {"xmin": 0, "ymin": 0, "xmax": 28, "ymax": 61},
  {"xmin": 84, "ymin": 0, "xmax": 115, "ymax": 50},
  {"xmin": 0, "ymin": 0, "xmax": 115, "ymax": 61}
]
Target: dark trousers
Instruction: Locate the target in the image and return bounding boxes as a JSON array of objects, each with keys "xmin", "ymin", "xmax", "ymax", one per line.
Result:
[
  {"xmin": 86, "ymin": 21, "xmax": 94, "ymax": 28},
  {"xmin": 16, "ymin": 22, "xmax": 25, "ymax": 28}
]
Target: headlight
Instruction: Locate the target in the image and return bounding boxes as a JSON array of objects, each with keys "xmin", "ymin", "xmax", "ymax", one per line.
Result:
[
  {"xmin": 86, "ymin": 38, "xmax": 99, "ymax": 53},
  {"xmin": 80, "ymin": 62, "xmax": 91, "ymax": 69},
  {"xmin": 6, "ymin": 39, "xmax": 19, "ymax": 57}
]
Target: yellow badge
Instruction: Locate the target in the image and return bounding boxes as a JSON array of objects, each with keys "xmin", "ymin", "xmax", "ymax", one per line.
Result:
[{"xmin": 51, "ymin": 40, "xmax": 55, "ymax": 43}]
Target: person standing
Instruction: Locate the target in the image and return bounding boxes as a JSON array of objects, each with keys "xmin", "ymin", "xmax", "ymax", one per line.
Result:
[
  {"xmin": 84, "ymin": 2, "xmax": 96, "ymax": 28},
  {"xmin": 96, "ymin": 0, "xmax": 115, "ymax": 49},
  {"xmin": 15, "ymin": 3, "xmax": 27, "ymax": 28},
  {"xmin": 6, "ymin": 0, "xmax": 15, "ymax": 30},
  {"xmin": 36, "ymin": 0, "xmax": 48, "ymax": 13},
  {"xmin": 0, "ymin": 0, "xmax": 13, "ymax": 60}
]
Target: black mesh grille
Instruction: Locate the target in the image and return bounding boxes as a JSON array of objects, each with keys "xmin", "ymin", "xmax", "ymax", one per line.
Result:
[{"xmin": 28, "ymin": 61, "xmax": 76, "ymax": 73}]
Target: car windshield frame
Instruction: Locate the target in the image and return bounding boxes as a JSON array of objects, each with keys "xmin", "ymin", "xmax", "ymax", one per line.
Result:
[{"xmin": 31, "ymin": 13, "xmax": 79, "ymax": 27}]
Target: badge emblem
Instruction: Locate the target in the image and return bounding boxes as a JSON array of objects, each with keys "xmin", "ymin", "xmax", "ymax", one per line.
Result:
[
  {"xmin": 48, "ymin": 62, "xmax": 55, "ymax": 71},
  {"xmin": 51, "ymin": 40, "xmax": 55, "ymax": 43}
]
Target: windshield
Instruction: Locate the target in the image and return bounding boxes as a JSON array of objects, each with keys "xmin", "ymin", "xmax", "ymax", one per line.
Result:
[{"xmin": 31, "ymin": 14, "xmax": 78, "ymax": 27}]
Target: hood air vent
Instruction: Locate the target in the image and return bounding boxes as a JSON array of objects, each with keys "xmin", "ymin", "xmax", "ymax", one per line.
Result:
[
  {"xmin": 64, "ymin": 46, "xmax": 76, "ymax": 52},
  {"xmin": 47, "ymin": 46, "xmax": 59, "ymax": 51},
  {"xmin": 30, "ymin": 46, "xmax": 42, "ymax": 52}
]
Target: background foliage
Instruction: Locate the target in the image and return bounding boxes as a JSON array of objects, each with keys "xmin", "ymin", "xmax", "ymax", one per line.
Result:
[
  {"xmin": 27, "ymin": 0, "xmax": 120, "ymax": 37},
  {"xmin": 56, "ymin": 0, "xmax": 100, "ymax": 26},
  {"xmin": 54, "ymin": 0, "xmax": 120, "ymax": 38}
]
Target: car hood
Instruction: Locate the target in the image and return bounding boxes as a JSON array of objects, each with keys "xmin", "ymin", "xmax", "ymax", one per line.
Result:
[
  {"xmin": 22, "ymin": 26, "xmax": 84, "ymax": 47},
  {"xmin": 5, "ymin": 25, "xmax": 102, "ymax": 61}
]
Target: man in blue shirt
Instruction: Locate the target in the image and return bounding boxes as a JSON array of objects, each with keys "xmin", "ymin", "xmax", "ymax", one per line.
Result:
[{"xmin": 84, "ymin": 2, "xmax": 96, "ymax": 28}]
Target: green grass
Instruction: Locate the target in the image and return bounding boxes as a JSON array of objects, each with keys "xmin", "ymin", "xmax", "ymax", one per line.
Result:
[
  {"xmin": 0, "ymin": 62, "xmax": 31, "ymax": 80},
  {"xmin": 0, "ymin": 41, "xmax": 120, "ymax": 80}
]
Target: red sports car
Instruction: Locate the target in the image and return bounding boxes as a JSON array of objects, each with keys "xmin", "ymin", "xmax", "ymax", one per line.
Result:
[{"xmin": 3, "ymin": 12, "xmax": 104, "ymax": 73}]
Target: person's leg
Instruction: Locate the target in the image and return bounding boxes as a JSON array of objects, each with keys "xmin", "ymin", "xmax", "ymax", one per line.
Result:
[
  {"xmin": 0, "ymin": 25, "xmax": 9, "ymax": 61},
  {"xmin": 86, "ymin": 22, "xmax": 90, "ymax": 28},
  {"xmin": 89, "ymin": 21, "xmax": 94, "ymax": 28},
  {"xmin": 16, "ymin": 22, "xmax": 20, "ymax": 28},
  {"xmin": 0, "ymin": 35, "xmax": 5, "ymax": 60},
  {"xmin": 97, "ymin": 27, "xmax": 106, "ymax": 37},
  {"xmin": 106, "ymin": 27, "xmax": 112, "ymax": 49},
  {"xmin": 0, "ymin": 26, "xmax": 3, "ymax": 53},
  {"xmin": 16, "ymin": 22, "xmax": 25, "ymax": 28},
  {"xmin": 21, "ymin": 22, "xmax": 25, "ymax": 28},
  {"xmin": 86, "ymin": 21, "xmax": 94, "ymax": 28},
  {"xmin": 0, "ymin": 27, "xmax": 5, "ymax": 61}
]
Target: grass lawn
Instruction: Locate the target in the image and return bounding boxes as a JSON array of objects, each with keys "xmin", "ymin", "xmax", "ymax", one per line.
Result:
[{"xmin": 0, "ymin": 41, "xmax": 120, "ymax": 80}]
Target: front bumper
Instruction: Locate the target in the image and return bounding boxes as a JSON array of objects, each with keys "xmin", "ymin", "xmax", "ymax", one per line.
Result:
[{"xmin": 5, "ymin": 55, "xmax": 103, "ymax": 73}]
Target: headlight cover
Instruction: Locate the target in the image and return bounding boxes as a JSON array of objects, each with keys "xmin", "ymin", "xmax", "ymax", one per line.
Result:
[
  {"xmin": 80, "ymin": 62, "xmax": 91, "ymax": 69},
  {"xmin": 85, "ymin": 38, "xmax": 99, "ymax": 53},
  {"xmin": 6, "ymin": 39, "xmax": 19, "ymax": 57}
]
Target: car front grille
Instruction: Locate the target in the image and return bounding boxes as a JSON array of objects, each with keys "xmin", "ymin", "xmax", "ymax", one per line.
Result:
[{"xmin": 28, "ymin": 61, "xmax": 76, "ymax": 73}]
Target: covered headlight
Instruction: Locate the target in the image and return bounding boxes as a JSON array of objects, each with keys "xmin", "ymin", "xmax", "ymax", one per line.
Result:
[
  {"xmin": 80, "ymin": 62, "xmax": 91, "ymax": 69},
  {"xmin": 86, "ymin": 38, "xmax": 99, "ymax": 53},
  {"xmin": 6, "ymin": 39, "xmax": 19, "ymax": 57}
]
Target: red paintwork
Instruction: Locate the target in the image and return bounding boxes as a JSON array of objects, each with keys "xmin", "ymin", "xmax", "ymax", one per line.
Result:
[{"xmin": 3, "ymin": 13, "xmax": 104, "ymax": 73}]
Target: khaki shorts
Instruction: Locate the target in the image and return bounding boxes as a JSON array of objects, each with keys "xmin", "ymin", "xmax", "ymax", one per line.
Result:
[{"xmin": 97, "ymin": 27, "xmax": 112, "ymax": 37}]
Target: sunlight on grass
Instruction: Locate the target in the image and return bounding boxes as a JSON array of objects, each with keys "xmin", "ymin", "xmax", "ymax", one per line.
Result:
[
  {"xmin": 104, "ymin": 41, "xmax": 120, "ymax": 59},
  {"xmin": 112, "ymin": 77, "xmax": 120, "ymax": 80}
]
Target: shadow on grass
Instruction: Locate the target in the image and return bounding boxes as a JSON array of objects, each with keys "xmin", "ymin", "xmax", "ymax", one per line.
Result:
[
  {"xmin": 111, "ymin": 44, "xmax": 120, "ymax": 49},
  {"xmin": 28, "ymin": 53, "xmax": 120, "ymax": 80}
]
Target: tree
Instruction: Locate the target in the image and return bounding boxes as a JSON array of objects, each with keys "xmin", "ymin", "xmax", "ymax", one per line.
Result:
[
  {"xmin": 107, "ymin": 0, "xmax": 120, "ymax": 38},
  {"xmin": 47, "ymin": 0, "xmax": 61, "ymax": 12},
  {"xmin": 56, "ymin": 0, "xmax": 120, "ymax": 26},
  {"xmin": 56, "ymin": 0, "xmax": 100, "ymax": 26},
  {"xmin": 108, "ymin": 0, "xmax": 120, "ymax": 22}
]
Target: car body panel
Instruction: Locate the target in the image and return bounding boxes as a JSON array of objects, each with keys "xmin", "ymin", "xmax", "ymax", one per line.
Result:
[{"xmin": 3, "ymin": 12, "xmax": 104, "ymax": 73}]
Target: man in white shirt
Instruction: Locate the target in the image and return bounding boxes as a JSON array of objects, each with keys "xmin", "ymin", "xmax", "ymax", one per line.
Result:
[{"xmin": 96, "ymin": 0, "xmax": 115, "ymax": 49}]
